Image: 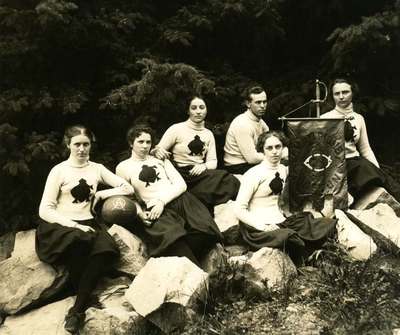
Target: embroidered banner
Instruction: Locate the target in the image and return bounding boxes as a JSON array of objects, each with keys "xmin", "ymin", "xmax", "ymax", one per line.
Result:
[{"xmin": 286, "ymin": 118, "xmax": 348, "ymax": 212}]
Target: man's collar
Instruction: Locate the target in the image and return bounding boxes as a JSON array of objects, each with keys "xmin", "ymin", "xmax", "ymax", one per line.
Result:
[{"xmin": 244, "ymin": 109, "xmax": 260, "ymax": 121}]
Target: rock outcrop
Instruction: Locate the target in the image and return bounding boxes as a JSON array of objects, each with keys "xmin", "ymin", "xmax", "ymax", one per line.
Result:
[
  {"xmin": 0, "ymin": 230, "xmax": 67, "ymax": 315},
  {"xmin": 108, "ymin": 224, "xmax": 148, "ymax": 277},
  {"xmin": 243, "ymin": 247, "xmax": 297, "ymax": 291},
  {"xmin": 349, "ymin": 203, "xmax": 400, "ymax": 252},
  {"xmin": 0, "ymin": 296, "xmax": 75, "ymax": 335},
  {"xmin": 81, "ymin": 277, "xmax": 145, "ymax": 335},
  {"xmin": 335, "ymin": 209, "xmax": 377, "ymax": 260},
  {"xmin": 125, "ymin": 256, "xmax": 208, "ymax": 333}
]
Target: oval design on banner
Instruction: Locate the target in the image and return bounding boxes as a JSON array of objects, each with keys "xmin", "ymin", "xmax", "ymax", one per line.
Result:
[{"xmin": 303, "ymin": 153, "xmax": 332, "ymax": 172}]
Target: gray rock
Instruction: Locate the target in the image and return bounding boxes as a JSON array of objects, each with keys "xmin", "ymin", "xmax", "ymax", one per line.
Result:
[
  {"xmin": 0, "ymin": 296, "xmax": 74, "ymax": 335},
  {"xmin": 349, "ymin": 203, "xmax": 400, "ymax": 250},
  {"xmin": 81, "ymin": 278, "xmax": 146, "ymax": 335},
  {"xmin": 0, "ymin": 230, "xmax": 67, "ymax": 315},
  {"xmin": 244, "ymin": 247, "xmax": 297, "ymax": 290},
  {"xmin": 353, "ymin": 186, "xmax": 400, "ymax": 217},
  {"xmin": 335, "ymin": 209, "xmax": 377, "ymax": 260},
  {"xmin": 108, "ymin": 224, "xmax": 148, "ymax": 277},
  {"xmin": 125, "ymin": 256, "xmax": 208, "ymax": 333},
  {"xmin": 125, "ymin": 257, "xmax": 208, "ymax": 317},
  {"xmin": 214, "ymin": 200, "xmax": 239, "ymax": 232}
]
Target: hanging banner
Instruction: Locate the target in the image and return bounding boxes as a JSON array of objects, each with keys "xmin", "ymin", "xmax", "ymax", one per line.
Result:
[{"xmin": 286, "ymin": 118, "xmax": 348, "ymax": 212}]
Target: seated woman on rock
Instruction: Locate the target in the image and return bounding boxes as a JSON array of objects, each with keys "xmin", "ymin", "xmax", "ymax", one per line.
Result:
[
  {"xmin": 321, "ymin": 78, "xmax": 400, "ymax": 203},
  {"xmin": 116, "ymin": 124, "xmax": 222, "ymax": 268},
  {"xmin": 152, "ymin": 95, "xmax": 240, "ymax": 212},
  {"xmin": 230, "ymin": 130, "xmax": 336, "ymax": 264},
  {"xmin": 36, "ymin": 125, "xmax": 134, "ymax": 334}
]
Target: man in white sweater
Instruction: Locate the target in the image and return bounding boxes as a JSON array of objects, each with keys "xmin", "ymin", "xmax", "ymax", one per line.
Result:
[{"xmin": 223, "ymin": 85, "xmax": 269, "ymax": 174}]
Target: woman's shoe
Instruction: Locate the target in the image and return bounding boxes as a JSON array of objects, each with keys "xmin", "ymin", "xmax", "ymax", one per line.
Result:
[{"xmin": 64, "ymin": 309, "xmax": 85, "ymax": 334}]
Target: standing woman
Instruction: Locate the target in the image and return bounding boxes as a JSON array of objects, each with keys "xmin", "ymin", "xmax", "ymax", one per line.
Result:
[
  {"xmin": 152, "ymin": 95, "xmax": 240, "ymax": 212},
  {"xmin": 116, "ymin": 124, "xmax": 222, "ymax": 267},
  {"xmin": 321, "ymin": 78, "xmax": 400, "ymax": 202},
  {"xmin": 232, "ymin": 131, "xmax": 336, "ymax": 263},
  {"xmin": 36, "ymin": 125, "xmax": 134, "ymax": 334}
]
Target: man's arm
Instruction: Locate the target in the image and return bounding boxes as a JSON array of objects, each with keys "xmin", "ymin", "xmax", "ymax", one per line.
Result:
[{"xmin": 233, "ymin": 125, "xmax": 264, "ymax": 164}]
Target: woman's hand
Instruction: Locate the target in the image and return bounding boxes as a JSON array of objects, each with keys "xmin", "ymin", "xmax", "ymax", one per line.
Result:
[
  {"xmin": 264, "ymin": 224, "xmax": 279, "ymax": 232},
  {"xmin": 92, "ymin": 190, "xmax": 106, "ymax": 209},
  {"xmin": 136, "ymin": 205, "xmax": 153, "ymax": 226},
  {"xmin": 189, "ymin": 163, "xmax": 207, "ymax": 176},
  {"xmin": 146, "ymin": 199, "xmax": 165, "ymax": 221},
  {"xmin": 152, "ymin": 146, "xmax": 171, "ymax": 160}
]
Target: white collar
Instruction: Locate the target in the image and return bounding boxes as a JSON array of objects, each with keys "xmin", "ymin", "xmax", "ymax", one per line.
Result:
[
  {"xmin": 334, "ymin": 103, "xmax": 354, "ymax": 116},
  {"xmin": 186, "ymin": 119, "xmax": 205, "ymax": 130}
]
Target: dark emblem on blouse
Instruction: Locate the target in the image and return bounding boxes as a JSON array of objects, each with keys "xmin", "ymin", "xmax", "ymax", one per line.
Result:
[
  {"xmin": 269, "ymin": 172, "xmax": 283, "ymax": 195},
  {"xmin": 188, "ymin": 135, "xmax": 205, "ymax": 156},
  {"xmin": 139, "ymin": 165, "xmax": 160, "ymax": 187},
  {"xmin": 344, "ymin": 120, "xmax": 356, "ymax": 142},
  {"xmin": 71, "ymin": 178, "xmax": 93, "ymax": 203}
]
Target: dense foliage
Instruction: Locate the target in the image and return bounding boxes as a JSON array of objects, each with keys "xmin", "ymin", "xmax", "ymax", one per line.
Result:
[
  {"xmin": 1, "ymin": 0, "xmax": 399, "ymax": 233},
  {"xmin": 177, "ymin": 242, "xmax": 400, "ymax": 335}
]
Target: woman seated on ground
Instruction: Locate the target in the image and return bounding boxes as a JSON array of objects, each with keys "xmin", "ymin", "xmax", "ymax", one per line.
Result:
[
  {"xmin": 116, "ymin": 124, "xmax": 222, "ymax": 268},
  {"xmin": 152, "ymin": 95, "xmax": 240, "ymax": 212},
  {"xmin": 321, "ymin": 78, "xmax": 400, "ymax": 203},
  {"xmin": 231, "ymin": 131, "xmax": 336, "ymax": 264},
  {"xmin": 36, "ymin": 125, "xmax": 134, "ymax": 334}
]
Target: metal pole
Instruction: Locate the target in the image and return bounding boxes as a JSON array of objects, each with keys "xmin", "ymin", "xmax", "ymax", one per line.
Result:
[{"xmin": 316, "ymin": 79, "xmax": 320, "ymax": 118}]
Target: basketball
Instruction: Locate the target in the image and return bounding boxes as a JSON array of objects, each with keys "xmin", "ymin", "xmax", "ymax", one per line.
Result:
[{"xmin": 101, "ymin": 195, "xmax": 138, "ymax": 226}]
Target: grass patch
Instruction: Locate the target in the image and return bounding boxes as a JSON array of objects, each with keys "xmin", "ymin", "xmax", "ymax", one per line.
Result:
[{"xmin": 181, "ymin": 240, "xmax": 400, "ymax": 335}]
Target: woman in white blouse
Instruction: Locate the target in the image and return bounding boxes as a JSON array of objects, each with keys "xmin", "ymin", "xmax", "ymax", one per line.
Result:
[
  {"xmin": 116, "ymin": 124, "xmax": 222, "ymax": 267},
  {"xmin": 321, "ymin": 78, "xmax": 400, "ymax": 202},
  {"xmin": 233, "ymin": 131, "xmax": 336, "ymax": 264},
  {"xmin": 37, "ymin": 125, "xmax": 134, "ymax": 334},
  {"xmin": 152, "ymin": 95, "xmax": 240, "ymax": 212}
]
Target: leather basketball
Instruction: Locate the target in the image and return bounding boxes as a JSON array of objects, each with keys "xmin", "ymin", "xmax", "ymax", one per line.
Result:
[{"xmin": 101, "ymin": 195, "xmax": 138, "ymax": 225}]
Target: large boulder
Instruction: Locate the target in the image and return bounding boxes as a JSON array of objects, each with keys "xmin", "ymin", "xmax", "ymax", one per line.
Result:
[
  {"xmin": 81, "ymin": 277, "xmax": 146, "ymax": 335},
  {"xmin": 214, "ymin": 200, "xmax": 239, "ymax": 232},
  {"xmin": 353, "ymin": 187, "xmax": 400, "ymax": 217},
  {"xmin": 125, "ymin": 257, "xmax": 208, "ymax": 333},
  {"xmin": 243, "ymin": 247, "xmax": 297, "ymax": 291},
  {"xmin": 108, "ymin": 224, "xmax": 148, "ymax": 277},
  {"xmin": 0, "ymin": 230, "xmax": 67, "ymax": 315},
  {"xmin": 349, "ymin": 203, "xmax": 400, "ymax": 251},
  {"xmin": 0, "ymin": 296, "xmax": 75, "ymax": 335},
  {"xmin": 335, "ymin": 210, "xmax": 377, "ymax": 260}
]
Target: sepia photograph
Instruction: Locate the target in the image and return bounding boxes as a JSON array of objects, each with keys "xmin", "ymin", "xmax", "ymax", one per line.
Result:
[{"xmin": 0, "ymin": 0, "xmax": 399, "ymax": 334}]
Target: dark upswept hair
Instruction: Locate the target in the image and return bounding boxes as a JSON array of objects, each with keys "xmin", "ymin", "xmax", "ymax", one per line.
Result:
[
  {"xmin": 330, "ymin": 78, "xmax": 359, "ymax": 98},
  {"xmin": 242, "ymin": 85, "xmax": 266, "ymax": 103},
  {"xmin": 63, "ymin": 124, "xmax": 95, "ymax": 146},
  {"xmin": 256, "ymin": 130, "xmax": 288, "ymax": 153},
  {"xmin": 185, "ymin": 94, "xmax": 206, "ymax": 109},
  {"xmin": 126, "ymin": 124, "xmax": 155, "ymax": 146}
]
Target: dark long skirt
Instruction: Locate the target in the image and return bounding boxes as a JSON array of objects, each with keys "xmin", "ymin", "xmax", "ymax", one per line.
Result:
[
  {"xmin": 126, "ymin": 191, "xmax": 223, "ymax": 257},
  {"xmin": 35, "ymin": 219, "xmax": 120, "ymax": 265},
  {"xmin": 176, "ymin": 165, "xmax": 240, "ymax": 210},
  {"xmin": 223, "ymin": 213, "xmax": 336, "ymax": 263},
  {"xmin": 347, "ymin": 156, "xmax": 400, "ymax": 202},
  {"xmin": 224, "ymin": 163, "xmax": 257, "ymax": 175}
]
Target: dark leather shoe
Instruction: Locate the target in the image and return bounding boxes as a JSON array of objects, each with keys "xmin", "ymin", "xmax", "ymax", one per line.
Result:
[{"xmin": 64, "ymin": 309, "xmax": 85, "ymax": 334}]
